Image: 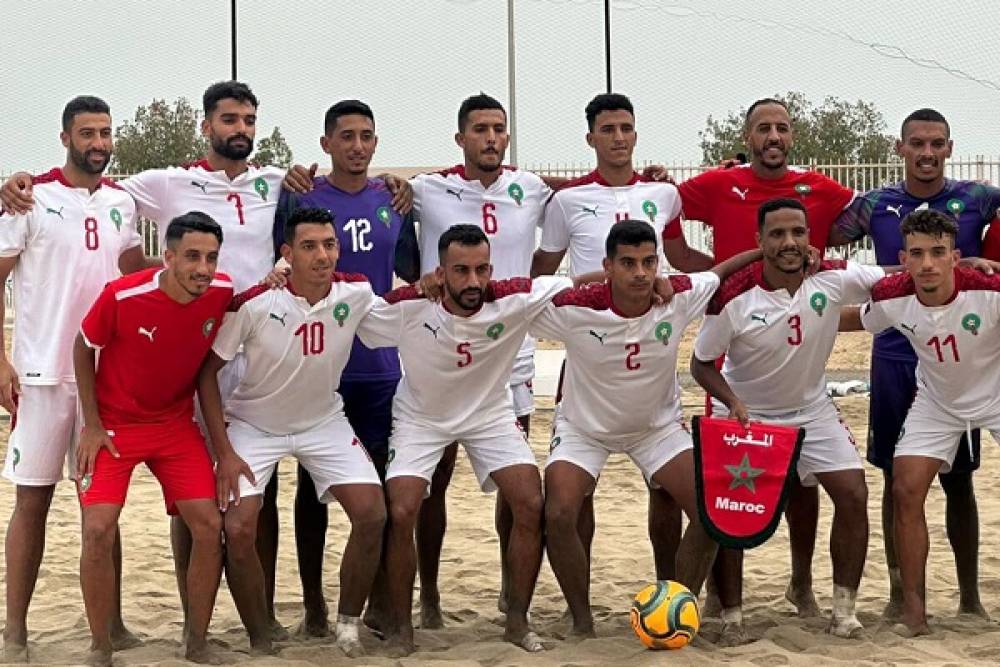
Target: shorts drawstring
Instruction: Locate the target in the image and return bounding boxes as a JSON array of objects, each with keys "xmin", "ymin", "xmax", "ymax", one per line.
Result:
[{"xmin": 966, "ymin": 420, "xmax": 974, "ymax": 462}]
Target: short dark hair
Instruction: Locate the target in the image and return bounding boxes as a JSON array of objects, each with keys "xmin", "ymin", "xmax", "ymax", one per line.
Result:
[
  {"xmin": 457, "ymin": 93, "xmax": 506, "ymax": 132},
  {"xmin": 585, "ymin": 93, "xmax": 634, "ymax": 131},
  {"xmin": 324, "ymin": 99, "xmax": 374, "ymax": 135},
  {"xmin": 203, "ymin": 81, "xmax": 258, "ymax": 115},
  {"xmin": 744, "ymin": 97, "xmax": 788, "ymax": 129},
  {"xmin": 606, "ymin": 220, "xmax": 657, "ymax": 259},
  {"xmin": 900, "ymin": 209, "xmax": 958, "ymax": 246},
  {"xmin": 165, "ymin": 211, "xmax": 223, "ymax": 248},
  {"xmin": 438, "ymin": 224, "xmax": 489, "ymax": 261},
  {"xmin": 901, "ymin": 108, "xmax": 950, "ymax": 139},
  {"xmin": 757, "ymin": 197, "xmax": 807, "ymax": 231},
  {"xmin": 284, "ymin": 207, "xmax": 334, "ymax": 244},
  {"xmin": 62, "ymin": 95, "xmax": 110, "ymax": 132}
]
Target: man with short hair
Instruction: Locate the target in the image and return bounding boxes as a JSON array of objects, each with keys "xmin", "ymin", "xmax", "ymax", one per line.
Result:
[
  {"xmin": 0, "ymin": 95, "xmax": 145, "ymax": 660},
  {"xmin": 199, "ymin": 207, "xmax": 386, "ymax": 657},
  {"xmin": 860, "ymin": 209, "xmax": 1000, "ymax": 636},
  {"xmin": 531, "ymin": 219, "xmax": 759, "ymax": 637},
  {"xmin": 74, "ymin": 212, "xmax": 232, "ymax": 666},
  {"xmin": 830, "ymin": 108, "xmax": 1000, "ymax": 619},
  {"xmin": 691, "ymin": 198, "xmax": 886, "ymax": 642},
  {"xmin": 357, "ymin": 224, "xmax": 590, "ymax": 656},
  {"xmin": 274, "ymin": 99, "xmax": 419, "ymax": 636}
]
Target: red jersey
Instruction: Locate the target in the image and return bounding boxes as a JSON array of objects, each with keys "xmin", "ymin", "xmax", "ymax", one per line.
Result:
[
  {"xmin": 666, "ymin": 164, "xmax": 856, "ymax": 261},
  {"xmin": 80, "ymin": 267, "xmax": 233, "ymax": 427}
]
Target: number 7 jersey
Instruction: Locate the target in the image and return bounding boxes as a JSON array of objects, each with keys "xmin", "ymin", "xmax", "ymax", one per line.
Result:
[{"xmin": 861, "ymin": 267, "xmax": 1000, "ymax": 420}]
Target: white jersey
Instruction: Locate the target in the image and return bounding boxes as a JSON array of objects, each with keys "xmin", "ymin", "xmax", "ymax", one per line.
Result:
[
  {"xmin": 357, "ymin": 276, "xmax": 571, "ymax": 433},
  {"xmin": 212, "ymin": 273, "xmax": 376, "ymax": 434},
  {"xmin": 411, "ymin": 165, "xmax": 550, "ymax": 277},
  {"xmin": 532, "ymin": 272, "xmax": 719, "ymax": 440},
  {"xmin": 538, "ymin": 170, "xmax": 682, "ymax": 276},
  {"xmin": 0, "ymin": 168, "xmax": 140, "ymax": 384},
  {"xmin": 861, "ymin": 267, "xmax": 1000, "ymax": 420},
  {"xmin": 695, "ymin": 260, "xmax": 884, "ymax": 414},
  {"xmin": 122, "ymin": 159, "xmax": 284, "ymax": 291}
]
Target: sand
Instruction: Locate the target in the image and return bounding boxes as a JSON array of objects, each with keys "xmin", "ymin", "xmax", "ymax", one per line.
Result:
[{"xmin": 3, "ymin": 330, "xmax": 1000, "ymax": 665}]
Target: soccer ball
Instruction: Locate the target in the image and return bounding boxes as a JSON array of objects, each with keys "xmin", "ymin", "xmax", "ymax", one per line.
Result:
[{"xmin": 629, "ymin": 580, "xmax": 700, "ymax": 649}]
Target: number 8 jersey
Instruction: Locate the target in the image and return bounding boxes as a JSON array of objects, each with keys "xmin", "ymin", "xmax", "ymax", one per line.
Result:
[{"xmin": 0, "ymin": 167, "xmax": 141, "ymax": 384}]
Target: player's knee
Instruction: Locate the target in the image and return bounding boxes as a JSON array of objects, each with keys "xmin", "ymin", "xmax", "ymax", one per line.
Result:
[
  {"xmin": 508, "ymin": 489, "xmax": 544, "ymax": 526},
  {"xmin": 544, "ymin": 496, "xmax": 579, "ymax": 533},
  {"xmin": 188, "ymin": 510, "xmax": 223, "ymax": 546},
  {"xmin": 891, "ymin": 474, "xmax": 925, "ymax": 513},
  {"xmin": 351, "ymin": 496, "xmax": 387, "ymax": 532},
  {"xmin": 388, "ymin": 497, "xmax": 419, "ymax": 533},
  {"xmin": 82, "ymin": 517, "xmax": 117, "ymax": 557},
  {"xmin": 13, "ymin": 484, "xmax": 55, "ymax": 515},
  {"xmin": 223, "ymin": 514, "xmax": 258, "ymax": 552}
]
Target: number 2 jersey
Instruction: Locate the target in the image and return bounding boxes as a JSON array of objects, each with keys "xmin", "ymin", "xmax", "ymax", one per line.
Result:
[
  {"xmin": 357, "ymin": 276, "xmax": 571, "ymax": 433},
  {"xmin": 694, "ymin": 261, "xmax": 884, "ymax": 414},
  {"xmin": 0, "ymin": 168, "xmax": 141, "ymax": 384},
  {"xmin": 530, "ymin": 272, "xmax": 719, "ymax": 440},
  {"xmin": 861, "ymin": 267, "xmax": 1000, "ymax": 420}
]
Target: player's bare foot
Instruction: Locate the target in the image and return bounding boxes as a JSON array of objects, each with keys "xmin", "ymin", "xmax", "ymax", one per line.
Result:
[
  {"xmin": 828, "ymin": 615, "xmax": 865, "ymax": 639},
  {"xmin": 717, "ymin": 621, "xmax": 751, "ymax": 647},
  {"xmin": 383, "ymin": 633, "xmax": 415, "ymax": 658},
  {"xmin": 184, "ymin": 637, "xmax": 223, "ymax": 664},
  {"xmin": 882, "ymin": 596, "xmax": 904, "ymax": 620},
  {"xmin": 785, "ymin": 582, "xmax": 821, "ymax": 618},
  {"xmin": 958, "ymin": 598, "xmax": 990, "ymax": 620},
  {"xmin": 505, "ymin": 627, "xmax": 545, "ymax": 652},
  {"xmin": 84, "ymin": 647, "xmax": 113, "ymax": 667},
  {"xmin": 268, "ymin": 617, "xmax": 288, "ymax": 641},
  {"xmin": 296, "ymin": 614, "xmax": 331, "ymax": 638},
  {"xmin": 248, "ymin": 636, "xmax": 275, "ymax": 656},
  {"xmin": 419, "ymin": 602, "xmax": 444, "ymax": 629},
  {"xmin": 1, "ymin": 637, "xmax": 29, "ymax": 663},
  {"xmin": 109, "ymin": 625, "xmax": 142, "ymax": 651},
  {"xmin": 890, "ymin": 620, "xmax": 930, "ymax": 638}
]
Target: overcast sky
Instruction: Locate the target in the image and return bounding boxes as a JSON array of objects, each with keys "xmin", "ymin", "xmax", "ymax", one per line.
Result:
[{"xmin": 4, "ymin": 0, "xmax": 999, "ymax": 174}]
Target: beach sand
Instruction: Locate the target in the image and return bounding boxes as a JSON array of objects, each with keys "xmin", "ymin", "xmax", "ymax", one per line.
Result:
[{"xmin": 3, "ymin": 330, "xmax": 1000, "ymax": 665}]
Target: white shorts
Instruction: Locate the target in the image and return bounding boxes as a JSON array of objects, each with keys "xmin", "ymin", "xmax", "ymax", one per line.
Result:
[
  {"xmin": 195, "ymin": 351, "xmax": 248, "ymax": 458},
  {"xmin": 545, "ymin": 415, "xmax": 692, "ymax": 487},
  {"xmin": 719, "ymin": 398, "xmax": 863, "ymax": 487},
  {"xmin": 3, "ymin": 383, "xmax": 80, "ymax": 485},
  {"xmin": 227, "ymin": 413, "xmax": 381, "ymax": 503},
  {"xmin": 895, "ymin": 389, "xmax": 1000, "ymax": 473},
  {"xmin": 386, "ymin": 417, "xmax": 537, "ymax": 494}
]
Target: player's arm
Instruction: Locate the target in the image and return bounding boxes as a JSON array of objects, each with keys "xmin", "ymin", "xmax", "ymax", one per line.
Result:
[
  {"xmin": 0, "ymin": 172, "xmax": 34, "ymax": 215},
  {"xmin": 394, "ymin": 212, "xmax": 421, "ymax": 283},
  {"xmin": 72, "ymin": 333, "xmax": 118, "ymax": 478},
  {"xmin": 532, "ymin": 194, "xmax": 571, "ymax": 277},
  {"xmin": 690, "ymin": 307, "xmax": 748, "ymax": 425},
  {"xmin": 0, "ymin": 257, "xmax": 18, "ymax": 413},
  {"xmin": 710, "ymin": 248, "xmax": 762, "ymax": 281},
  {"xmin": 375, "ymin": 173, "xmax": 413, "ymax": 215},
  {"xmin": 690, "ymin": 354, "xmax": 749, "ymax": 427},
  {"xmin": 662, "ymin": 219, "xmax": 714, "ymax": 272},
  {"xmin": 117, "ymin": 246, "xmax": 159, "ymax": 274},
  {"xmin": 531, "ymin": 248, "xmax": 565, "ymax": 277},
  {"xmin": 197, "ymin": 352, "xmax": 254, "ymax": 511},
  {"xmin": 838, "ymin": 305, "xmax": 863, "ymax": 332}
]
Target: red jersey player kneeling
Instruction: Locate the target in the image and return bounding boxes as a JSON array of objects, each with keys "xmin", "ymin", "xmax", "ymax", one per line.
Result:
[
  {"xmin": 860, "ymin": 209, "xmax": 1000, "ymax": 638},
  {"xmin": 74, "ymin": 212, "xmax": 233, "ymax": 666}
]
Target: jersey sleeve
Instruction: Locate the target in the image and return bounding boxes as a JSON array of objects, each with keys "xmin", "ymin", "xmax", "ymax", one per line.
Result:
[
  {"xmin": 820, "ymin": 175, "xmax": 857, "ymax": 213},
  {"xmin": 528, "ymin": 302, "xmax": 566, "ymax": 341},
  {"xmin": 838, "ymin": 263, "xmax": 885, "ymax": 304},
  {"xmin": 79, "ymin": 284, "xmax": 118, "ymax": 349},
  {"xmin": 681, "ymin": 272, "xmax": 722, "ymax": 317},
  {"xmin": 676, "ymin": 169, "xmax": 718, "ymax": 224},
  {"xmin": 983, "ymin": 221, "xmax": 1000, "ymax": 261},
  {"xmin": 410, "ymin": 174, "xmax": 426, "ymax": 218},
  {"xmin": 119, "ymin": 202, "xmax": 143, "ymax": 251},
  {"xmin": 356, "ymin": 298, "xmax": 404, "ymax": 349},
  {"xmin": 859, "ymin": 299, "xmax": 893, "ymax": 335},
  {"xmin": 525, "ymin": 275, "xmax": 574, "ymax": 319},
  {"xmin": 833, "ymin": 190, "xmax": 876, "ymax": 242},
  {"xmin": 693, "ymin": 309, "xmax": 735, "ymax": 362},
  {"xmin": 0, "ymin": 210, "xmax": 32, "ymax": 257},
  {"xmin": 394, "ymin": 211, "xmax": 421, "ymax": 282},
  {"xmin": 976, "ymin": 184, "xmax": 1000, "ymax": 230},
  {"xmin": 119, "ymin": 169, "xmax": 170, "ymax": 222},
  {"xmin": 539, "ymin": 195, "xmax": 571, "ymax": 252},
  {"xmin": 211, "ymin": 308, "xmax": 255, "ymax": 361}
]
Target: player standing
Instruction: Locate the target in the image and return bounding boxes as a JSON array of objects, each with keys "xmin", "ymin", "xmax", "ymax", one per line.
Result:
[
  {"xmin": 0, "ymin": 96, "xmax": 145, "ymax": 660},
  {"xmin": 860, "ymin": 209, "xmax": 1000, "ymax": 636},
  {"xmin": 830, "ymin": 109, "xmax": 1000, "ymax": 619},
  {"xmin": 74, "ymin": 213, "xmax": 231, "ymax": 666},
  {"xmin": 691, "ymin": 199, "xmax": 885, "ymax": 642}
]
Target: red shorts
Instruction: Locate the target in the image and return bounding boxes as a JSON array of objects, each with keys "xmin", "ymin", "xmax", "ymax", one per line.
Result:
[{"xmin": 78, "ymin": 419, "xmax": 215, "ymax": 515}]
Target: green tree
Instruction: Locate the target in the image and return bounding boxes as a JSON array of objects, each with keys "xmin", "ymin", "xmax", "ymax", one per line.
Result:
[
  {"xmin": 109, "ymin": 98, "xmax": 208, "ymax": 173},
  {"xmin": 253, "ymin": 127, "xmax": 293, "ymax": 168},
  {"xmin": 698, "ymin": 91, "xmax": 895, "ymax": 168}
]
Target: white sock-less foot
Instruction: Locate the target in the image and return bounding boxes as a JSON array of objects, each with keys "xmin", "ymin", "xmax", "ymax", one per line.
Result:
[
  {"xmin": 829, "ymin": 585, "xmax": 864, "ymax": 638},
  {"xmin": 335, "ymin": 615, "xmax": 364, "ymax": 657}
]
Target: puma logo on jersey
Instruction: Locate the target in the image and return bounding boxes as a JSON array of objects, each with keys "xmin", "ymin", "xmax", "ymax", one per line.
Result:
[
  {"xmin": 581, "ymin": 205, "xmax": 599, "ymax": 217},
  {"xmin": 423, "ymin": 322, "xmax": 440, "ymax": 338},
  {"xmin": 190, "ymin": 180, "xmax": 209, "ymax": 193},
  {"xmin": 900, "ymin": 322, "xmax": 917, "ymax": 335},
  {"xmin": 269, "ymin": 312, "xmax": 287, "ymax": 326},
  {"xmin": 45, "ymin": 206, "xmax": 64, "ymax": 218},
  {"xmin": 446, "ymin": 188, "xmax": 464, "ymax": 201},
  {"xmin": 750, "ymin": 313, "xmax": 768, "ymax": 325},
  {"xmin": 731, "ymin": 186, "xmax": 749, "ymax": 200},
  {"xmin": 886, "ymin": 204, "xmax": 903, "ymax": 218},
  {"xmin": 589, "ymin": 330, "xmax": 608, "ymax": 344},
  {"xmin": 138, "ymin": 326, "xmax": 157, "ymax": 342}
]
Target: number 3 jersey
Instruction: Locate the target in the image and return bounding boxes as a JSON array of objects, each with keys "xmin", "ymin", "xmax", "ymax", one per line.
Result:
[
  {"xmin": 530, "ymin": 272, "xmax": 719, "ymax": 440},
  {"xmin": 694, "ymin": 261, "xmax": 884, "ymax": 414},
  {"xmin": 861, "ymin": 267, "xmax": 1000, "ymax": 420},
  {"xmin": 212, "ymin": 274, "xmax": 377, "ymax": 435},
  {"xmin": 0, "ymin": 168, "xmax": 141, "ymax": 384},
  {"xmin": 357, "ymin": 276, "xmax": 571, "ymax": 432}
]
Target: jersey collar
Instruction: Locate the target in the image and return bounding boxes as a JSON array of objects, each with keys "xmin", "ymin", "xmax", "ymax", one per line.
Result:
[
  {"xmin": 589, "ymin": 169, "xmax": 642, "ymax": 187},
  {"xmin": 607, "ymin": 282, "xmax": 654, "ymax": 317}
]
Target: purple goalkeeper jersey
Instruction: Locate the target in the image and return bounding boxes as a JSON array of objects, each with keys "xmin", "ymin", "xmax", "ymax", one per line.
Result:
[
  {"xmin": 836, "ymin": 178, "xmax": 1000, "ymax": 360},
  {"xmin": 276, "ymin": 177, "xmax": 418, "ymax": 381}
]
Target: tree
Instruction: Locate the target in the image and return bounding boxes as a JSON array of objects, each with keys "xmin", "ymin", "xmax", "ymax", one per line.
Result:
[
  {"xmin": 698, "ymin": 91, "xmax": 895, "ymax": 168},
  {"xmin": 253, "ymin": 127, "xmax": 293, "ymax": 168},
  {"xmin": 109, "ymin": 98, "xmax": 208, "ymax": 174}
]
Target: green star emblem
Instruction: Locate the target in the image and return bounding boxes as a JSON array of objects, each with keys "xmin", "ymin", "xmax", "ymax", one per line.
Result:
[
  {"xmin": 549, "ymin": 436, "xmax": 561, "ymax": 452},
  {"xmin": 11, "ymin": 447, "xmax": 20, "ymax": 472},
  {"xmin": 253, "ymin": 177, "xmax": 269, "ymax": 201},
  {"xmin": 333, "ymin": 303, "xmax": 350, "ymax": 327},
  {"xmin": 724, "ymin": 453, "xmax": 765, "ymax": 493},
  {"xmin": 79, "ymin": 473, "xmax": 93, "ymax": 492},
  {"xmin": 508, "ymin": 183, "xmax": 524, "ymax": 206},
  {"xmin": 110, "ymin": 208, "xmax": 123, "ymax": 231},
  {"xmin": 387, "ymin": 448, "xmax": 396, "ymax": 465},
  {"xmin": 376, "ymin": 206, "xmax": 391, "ymax": 227},
  {"xmin": 641, "ymin": 199, "xmax": 658, "ymax": 223},
  {"xmin": 486, "ymin": 322, "xmax": 505, "ymax": 340},
  {"xmin": 946, "ymin": 198, "xmax": 965, "ymax": 215},
  {"xmin": 202, "ymin": 318, "xmax": 216, "ymax": 337},
  {"xmin": 809, "ymin": 291, "xmax": 828, "ymax": 316},
  {"xmin": 794, "ymin": 183, "xmax": 812, "ymax": 195},
  {"xmin": 654, "ymin": 321, "xmax": 672, "ymax": 344},
  {"xmin": 962, "ymin": 313, "xmax": 982, "ymax": 335}
]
